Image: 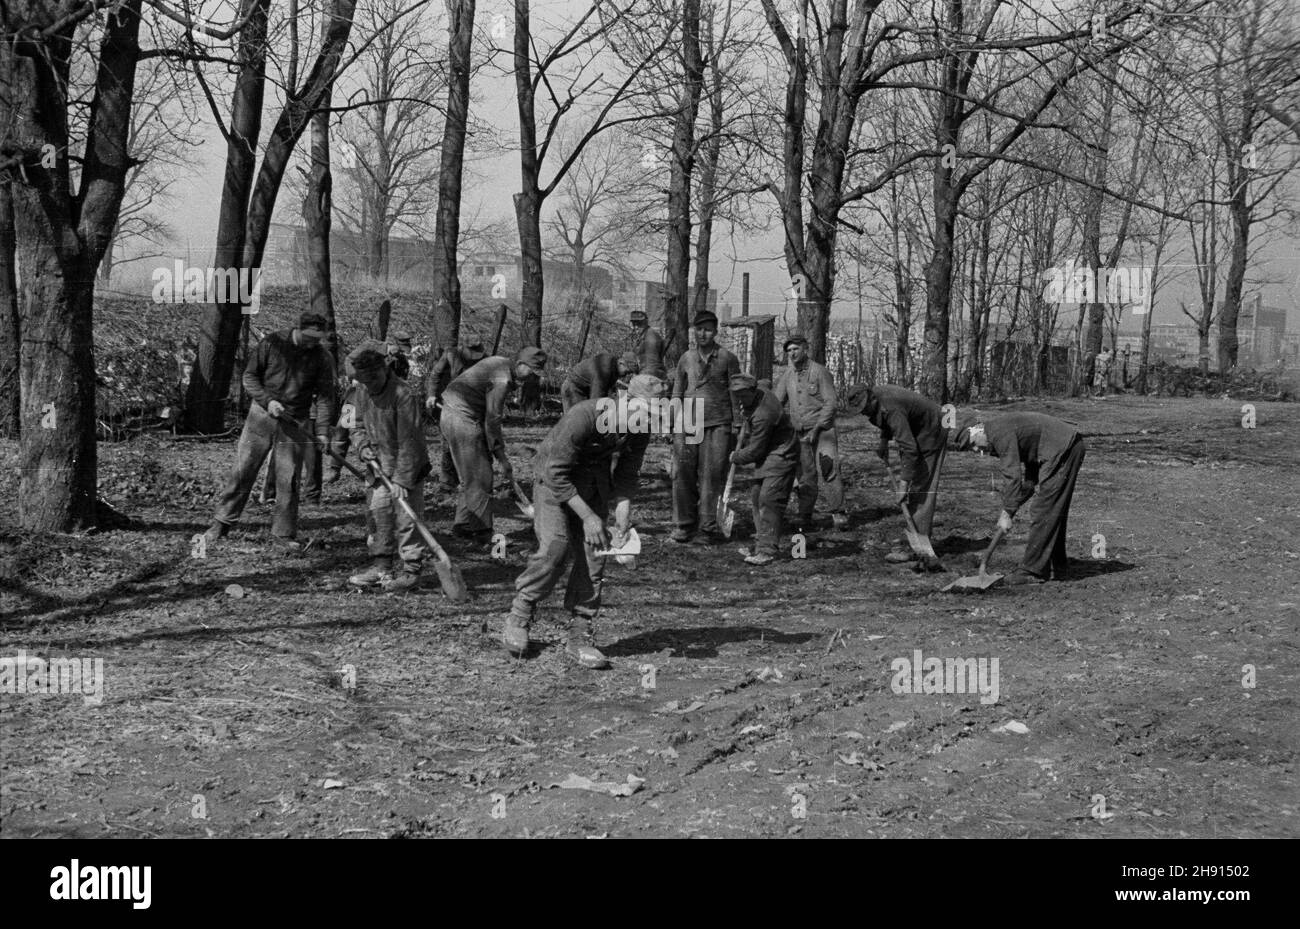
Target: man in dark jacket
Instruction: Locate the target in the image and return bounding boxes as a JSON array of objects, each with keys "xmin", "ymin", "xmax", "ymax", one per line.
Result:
[
  {"xmin": 846, "ymin": 383, "xmax": 949, "ymax": 562},
  {"xmin": 205, "ymin": 313, "xmax": 337, "ymax": 550},
  {"xmin": 729, "ymin": 374, "xmax": 799, "ymax": 566},
  {"xmin": 346, "ymin": 347, "xmax": 432, "ymax": 593},
  {"xmin": 424, "ymin": 341, "xmax": 487, "ymax": 490},
  {"xmin": 441, "ymin": 347, "xmax": 547, "ymax": 541},
  {"xmin": 671, "ymin": 310, "xmax": 742, "ymax": 544},
  {"xmin": 502, "ymin": 373, "xmax": 663, "ymax": 668},
  {"xmin": 630, "ymin": 309, "xmax": 667, "ymax": 379},
  {"xmin": 774, "ymin": 334, "xmax": 847, "ymax": 530},
  {"xmin": 952, "ymin": 410, "xmax": 1087, "ymax": 585},
  {"xmin": 560, "ymin": 352, "xmax": 640, "ymax": 410}
]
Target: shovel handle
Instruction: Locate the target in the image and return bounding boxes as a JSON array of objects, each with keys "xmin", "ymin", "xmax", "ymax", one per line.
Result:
[
  {"xmin": 979, "ymin": 525, "xmax": 1007, "ymax": 574},
  {"xmin": 367, "ymin": 462, "xmax": 455, "ymax": 566}
]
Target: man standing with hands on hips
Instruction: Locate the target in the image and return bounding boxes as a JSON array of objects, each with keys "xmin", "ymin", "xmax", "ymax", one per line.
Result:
[{"xmin": 204, "ymin": 312, "xmax": 337, "ymax": 551}]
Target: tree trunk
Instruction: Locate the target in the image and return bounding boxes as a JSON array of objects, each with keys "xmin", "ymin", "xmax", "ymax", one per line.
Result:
[
  {"xmin": 514, "ymin": 0, "xmax": 545, "ymax": 348},
  {"xmin": 0, "ymin": 181, "xmax": 19, "ymax": 438},
  {"xmin": 1219, "ymin": 158, "xmax": 1250, "ymax": 372},
  {"xmin": 921, "ymin": 182, "xmax": 957, "ymax": 401},
  {"xmin": 431, "ymin": 0, "xmax": 476, "ymax": 349},
  {"xmin": 11, "ymin": 0, "xmax": 142, "ymax": 529},
  {"xmin": 666, "ymin": 0, "xmax": 703, "ymax": 351},
  {"xmin": 184, "ymin": 0, "xmax": 271, "ymax": 433},
  {"xmin": 303, "ymin": 106, "xmax": 336, "ymax": 344},
  {"xmin": 691, "ymin": 10, "xmax": 722, "ymax": 319}
]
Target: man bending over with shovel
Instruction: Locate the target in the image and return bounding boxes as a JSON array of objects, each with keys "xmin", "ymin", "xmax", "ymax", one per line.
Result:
[
  {"xmin": 502, "ymin": 374, "xmax": 664, "ymax": 668},
  {"xmin": 950, "ymin": 410, "xmax": 1087, "ymax": 586},
  {"xmin": 345, "ymin": 347, "xmax": 432, "ymax": 593},
  {"xmin": 729, "ymin": 374, "xmax": 799, "ymax": 566},
  {"xmin": 845, "ymin": 384, "xmax": 948, "ymax": 568}
]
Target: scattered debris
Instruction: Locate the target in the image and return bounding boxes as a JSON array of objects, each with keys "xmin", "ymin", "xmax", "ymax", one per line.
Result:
[{"xmin": 546, "ymin": 773, "xmax": 645, "ymax": 797}]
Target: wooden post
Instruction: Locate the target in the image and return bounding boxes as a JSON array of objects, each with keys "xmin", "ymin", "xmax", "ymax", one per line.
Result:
[
  {"xmin": 741, "ymin": 272, "xmax": 750, "ymax": 317},
  {"xmin": 491, "ymin": 303, "xmax": 508, "ymax": 355},
  {"xmin": 576, "ymin": 298, "xmax": 595, "ymax": 360}
]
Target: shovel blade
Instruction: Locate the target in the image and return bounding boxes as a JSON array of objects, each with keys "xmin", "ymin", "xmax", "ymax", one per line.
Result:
[
  {"xmin": 719, "ymin": 508, "xmax": 735, "ymax": 539},
  {"xmin": 435, "ymin": 560, "xmax": 470, "ymax": 602},
  {"xmin": 940, "ymin": 571, "xmax": 1004, "ymax": 592},
  {"xmin": 516, "ymin": 501, "xmax": 535, "ymax": 519},
  {"xmin": 904, "ymin": 527, "xmax": 938, "ymax": 560}
]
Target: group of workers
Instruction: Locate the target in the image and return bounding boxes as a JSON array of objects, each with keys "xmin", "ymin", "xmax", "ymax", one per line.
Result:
[{"xmin": 201, "ymin": 307, "xmax": 1087, "ymax": 668}]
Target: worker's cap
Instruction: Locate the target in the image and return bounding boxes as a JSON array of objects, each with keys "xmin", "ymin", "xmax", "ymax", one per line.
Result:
[
  {"xmin": 845, "ymin": 383, "xmax": 875, "ymax": 415},
  {"xmin": 692, "ymin": 310, "xmax": 719, "ymax": 329},
  {"xmin": 618, "ymin": 352, "xmax": 641, "ymax": 372},
  {"xmin": 388, "ymin": 330, "xmax": 413, "ymax": 350},
  {"xmin": 728, "ymin": 373, "xmax": 758, "ymax": 392},
  {"xmin": 461, "ymin": 341, "xmax": 486, "ymax": 361},
  {"xmin": 949, "ymin": 409, "xmax": 985, "ymax": 450},
  {"xmin": 298, "ymin": 312, "xmax": 328, "ymax": 338},
  {"xmin": 629, "ymin": 309, "xmax": 648, "ymax": 321},
  {"xmin": 515, "ymin": 346, "xmax": 548, "ymax": 371},
  {"xmin": 348, "ymin": 347, "xmax": 388, "ymax": 374},
  {"xmin": 626, "ymin": 374, "xmax": 668, "ymax": 400},
  {"xmin": 783, "ymin": 332, "xmax": 809, "ymax": 352}
]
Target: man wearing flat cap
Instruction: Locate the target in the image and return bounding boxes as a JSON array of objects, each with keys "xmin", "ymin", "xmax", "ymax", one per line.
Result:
[
  {"xmin": 629, "ymin": 309, "xmax": 666, "ymax": 379},
  {"xmin": 950, "ymin": 409, "xmax": 1087, "ymax": 585},
  {"xmin": 440, "ymin": 346, "xmax": 547, "ymax": 542},
  {"xmin": 345, "ymin": 346, "xmax": 431, "ymax": 593},
  {"xmin": 671, "ymin": 310, "xmax": 742, "ymax": 544},
  {"xmin": 560, "ymin": 351, "xmax": 640, "ymax": 411},
  {"xmin": 502, "ymin": 373, "xmax": 665, "ymax": 668},
  {"xmin": 204, "ymin": 312, "xmax": 337, "ymax": 551},
  {"xmin": 845, "ymin": 383, "xmax": 949, "ymax": 561},
  {"xmin": 385, "ymin": 331, "xmax": 413, "ymax": 380},
  {"xmin": 774, "ymin": 333, "xmax": 848, "ymax": 531},
  {"xmin": 728, "ymin": 373, "xmax": 799, "ymax": 565}
]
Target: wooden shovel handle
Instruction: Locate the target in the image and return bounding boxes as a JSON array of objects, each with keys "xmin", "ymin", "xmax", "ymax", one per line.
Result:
[{"xmin": 979, "ymin": 525, "xmax": 1007, "ymax": 574}]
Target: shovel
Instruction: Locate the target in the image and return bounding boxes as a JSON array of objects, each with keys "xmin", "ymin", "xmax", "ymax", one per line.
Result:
[
  {"xmin": 279, "ymin": 419, "xmax": 470, "ymax": 601},
  {"xmin": 941, "ymin": 525, "xmax": 1007, "ymax": 592},
  {"xmin": 717, "ymin": 462, "xmax": 737, "ymax": 539},
  {"xmin": 510, "ymin": 478, "xmax": 535, "ymax": 519},
  {"xmin": 899, "ymin": 504, "xmax": 939, "ymax": 562}
]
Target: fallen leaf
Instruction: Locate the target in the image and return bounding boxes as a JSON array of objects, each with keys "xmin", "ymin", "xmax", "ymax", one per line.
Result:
[
  {"xmin": 225, "ymin": 584, "xmax": 246, "ymax": 599},
  {"xmin": 546, "ymin": 773, "xmax": 645, "ymax": 797},
  {"xmin": 322, "ymin": 778, "xmax": 345, "ymax": 789},
  {"xmin": 885, "ymin": 721, "xmax": 908, "ymax": 734},
  {"xmin": 739, "ymin": 724, "xmax": 764, "ymax": 735},
  {"xmin": 992, "ymin": 721, "xmax": 1030, "ymax": 735}
]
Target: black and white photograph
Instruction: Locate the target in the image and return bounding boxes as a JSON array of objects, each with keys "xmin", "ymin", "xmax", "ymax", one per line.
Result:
[{"xmin": 1, "ymin": 0, "xmax": 1296, "ymax": 881}]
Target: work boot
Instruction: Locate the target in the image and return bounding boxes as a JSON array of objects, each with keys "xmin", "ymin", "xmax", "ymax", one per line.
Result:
[
  {"xmin": 269, "ymin": 535, "xmax": 303, "ymax": 553},
  {"xmin": 1001, "ymin": 568, "xmax": 1046, "ymax": 587},
  {"xmin": 831, "ymin": 512, "xmax": 850, "ymax": 530},
  {"xmin": 671, "ymin": 528, "xmax": 694, "ymax": 544},
  {"xmin": 739, "ymin": 547, "xmax": 774, "ymax": 566},
  {"xmin": 381, "ymin": 567, "xmax": 421, "ymax": 594},
  {"xmin": 565, "ymin": 617, "xmax": 609, "ymax": 670},
  {"xmin": 691, "ymin": 530, "xmax": 725, "ymax": 546},
  {"xmin": 203, "ymin": 521, "xmax": 230, "ymax": 544},
  {"xmin": 349, "ymin": 559, "xmax": 393, "ymax": 588},
  {"xmin": 502, "ymin": 615, "xmax": 531, "ymax": 657},
  {"xmin": 884, "ymin": 550, "xmax": 915, "ymax": 564}
]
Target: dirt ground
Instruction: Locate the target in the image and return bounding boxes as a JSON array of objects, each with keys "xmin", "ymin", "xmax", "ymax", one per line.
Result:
[{"xmin": 2, "ymin": 395, "xmax": 1297, "ymax": 838}]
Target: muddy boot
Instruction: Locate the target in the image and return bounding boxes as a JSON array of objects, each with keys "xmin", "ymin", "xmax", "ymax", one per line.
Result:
[
  {"xmin": 349, "ymin": 558, "xmax": 393, "ymax": 589},
  {"xmin": 203, "ymin": 521, "xmax": 230, "ymax": 544},
  {"xmin": 565, "ymin": 616, "xmax": 609, "ymax": 670},
  {"xmin": 381, "ymin": 565, "xmax": 421, "ymax": 593},
  {"xmin": 502, "ymin": 614, "xmax": 531, "ymax": 658}
]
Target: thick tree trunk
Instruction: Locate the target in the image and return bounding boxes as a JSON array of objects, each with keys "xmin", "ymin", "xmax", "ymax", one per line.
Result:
[
  {"xmin": 921, "ymin": 181, "xmax": 957, "ymax": 402},
  {"xmin": 184, "ymin": 0, "xmax": 271, "ymax": 433},
  {"xmin": 431, "ymin": 0, "xmax": 475, "ymax": 349},
  {"xmin": 0, "ymin": 182, "xmax": 18, "ymax": 438},
  {"xmin": 666, "ymin": 0, "xmax": 703, "ymax": 351},
  {"xmin": 1219, "ymin": 164, "xmax": 1250, "ymax": 372},
  {"xmin": 303, "ymin": 106, "xmax": 336, "ymax": 341},
  {"xmin": 691, "ymin": 10, "xmax": 722, "ymax": 319},
  {"xmin": 11, "ymin": 0, "xmax": 141, "ymax": 529}
]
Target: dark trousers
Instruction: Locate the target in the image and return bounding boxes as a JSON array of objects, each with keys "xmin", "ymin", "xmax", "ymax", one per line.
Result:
[
  {"xmin": 213, "ymin": 403, "xmax": 308, "ymax": 538},
  {"xmin": 672, "ymin": 424, "xmax": 732, "ymax": 534},
  {"xmin": 440, "ymin": 406, "xmax": 493, "ymax": 534},
  {"xmin": 904, "ymin": 440, "xmax": 947, "ymax": 537},
  {"xmin": 751, "ymin": 466, "xmax": 796, "ymax": 556},
  {"xmin": 1022, "ymin": 438, "xmax": 1086, "ymax": 578},
  {"xmin": 510, "ymin": 481, "xmax": 605, "ymax": 626},
  {"xmin": 794, "ymin": 426, "xmax": 845, "ymax": 522}
]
